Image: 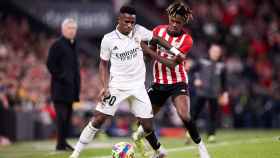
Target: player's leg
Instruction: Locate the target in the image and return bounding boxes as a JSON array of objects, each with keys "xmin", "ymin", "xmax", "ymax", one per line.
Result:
[
  {"xmin": 173, "ymin": 95, "xmax": 210, "ymax": 158},
  {"xmin": 70, "ymin": 88, "xmax": 125, "ymax": 158},
  {"xmin": 70, "ymin": 111, "xmax": 111, "ymax": 158},
  {"xmin": 172, "ymin": 83, "xmax": 210, "ymax": 158},
  {"xmin": 132, "ymin": 84, "xmax": 168, "ymax": 157},
  {"xmin": 207, "ymin": 98, "xmax": 219, "ymax": 142},
  {"xmin": 185, "ymin": 96, "xmax": 207, "ymax": 144},
  {"xmin": 131, "ymin": 86, "xmax": 167, "ymax": 158},
  {"xmin": 134, "ymin": 84, "xmax": 168, "ymax": 136},
  {"xmin": 139, "ymin": 118, "xmax": 167, "ymax": 158}
]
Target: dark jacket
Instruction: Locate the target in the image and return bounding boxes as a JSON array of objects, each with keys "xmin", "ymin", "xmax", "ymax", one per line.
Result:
[
  {"xmin": 193, "ymin": 58, "xmax": 227, "ymax": 98},
  {"xmin": 46, "ymin": 36, "xmax": 80, "ymax": 103}
]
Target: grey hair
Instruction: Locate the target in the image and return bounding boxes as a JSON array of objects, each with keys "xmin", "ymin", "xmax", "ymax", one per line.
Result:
[{"xmin": 61, "ymin": 18, "xmax": 78, "ymax": 28}]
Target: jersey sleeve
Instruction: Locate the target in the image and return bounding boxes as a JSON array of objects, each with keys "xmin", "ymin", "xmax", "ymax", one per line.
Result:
[
  {"xmin": 179, "ymin": 35, "xmax": 193, "ymax": 54},
  {"xmin": 152, "ymin": 25, "xmax": 161, "ymax": 36},
  {"xmin": 137, "ymin": 25, "xmax": 153, "ymax": 41},
  {"xmin": 100, "ymin": 36, "xmax": 111, "ymax": 61}
]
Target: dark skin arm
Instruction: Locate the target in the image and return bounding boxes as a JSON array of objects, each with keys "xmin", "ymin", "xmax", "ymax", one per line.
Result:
[
  {"xmin": 141, "ymin": 41, "xmax": 186, "ymax": 68},
  {"xmin": 98, "ymin": 59, "xmax": 110, "ymax": 101},
  {"xmin": 151, "ymin": 36, "xmax": 172, "ymax": 50}
]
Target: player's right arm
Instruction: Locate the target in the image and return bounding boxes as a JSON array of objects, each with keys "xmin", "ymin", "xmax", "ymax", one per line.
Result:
[
  {"xmin": 98, "ymin": 59, "xmax": 110, "ymax": 101},
  {"xmin": 98, "ymin": 35, "xmax": 111, "ymax": 101}
]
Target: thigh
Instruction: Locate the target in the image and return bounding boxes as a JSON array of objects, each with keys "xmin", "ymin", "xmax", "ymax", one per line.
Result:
[
  {"xmin": 148, "ymin": 84, "xmax": 169, "ymax": 107},
  {"xmin": 171, "ymin": 83, "xmax": 191, "ymax": 115},
  {"xmin": 131, "ymin": 86, "xmax": 153, "ymax": 119},
  {"xmin": 170, "ymin": 82, "xmax": 190, "ymax": 98},
  {"xmin": 95, "ymin": 88, "xmax": 129, "ymax": 116},
  {"xmin": 173, "ymin": 94, "xmax": 191, "ymax": 116}
]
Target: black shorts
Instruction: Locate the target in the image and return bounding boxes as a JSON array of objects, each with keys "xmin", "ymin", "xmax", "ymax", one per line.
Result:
[{"xmin": 148, "ymin": 82, "xmax": 189, "ymax": 107}]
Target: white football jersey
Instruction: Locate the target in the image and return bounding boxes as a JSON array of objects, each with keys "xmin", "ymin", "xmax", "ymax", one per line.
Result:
[{"xmin": 100, "ymin": 24, "xmax": 153, "ymax": 90}]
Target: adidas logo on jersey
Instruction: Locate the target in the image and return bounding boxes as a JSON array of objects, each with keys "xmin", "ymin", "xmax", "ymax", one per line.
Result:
[{"xmin": 113, "ymin": 46, "xmax": 118, "ymax": 50}]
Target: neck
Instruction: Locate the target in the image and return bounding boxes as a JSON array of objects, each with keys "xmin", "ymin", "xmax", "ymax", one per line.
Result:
[
  {"xmin": 167, "ymin": 29, "xmax": 183, "ymax": 37},
  {"xmin": 117, "ymin": 26, "xmax": 130, "ymax": 36}
]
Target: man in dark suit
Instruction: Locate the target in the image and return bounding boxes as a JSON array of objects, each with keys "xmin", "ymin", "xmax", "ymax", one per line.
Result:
[
  {"xmin": 187, "ymin": 44, "xmax": 229, "ymax": 143},
  {"xmin": 46, "ymin": 18, "xmax": 80, "ymax": 151}
]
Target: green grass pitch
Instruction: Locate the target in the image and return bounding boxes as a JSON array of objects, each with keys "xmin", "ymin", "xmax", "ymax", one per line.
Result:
[{"xmin": 0, "ymin": 130, "xmax": 279, "ymax": 158}]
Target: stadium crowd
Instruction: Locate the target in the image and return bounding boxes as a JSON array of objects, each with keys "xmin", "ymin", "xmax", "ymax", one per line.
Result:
[{"xmin": 0, "ymin": 0, "xmax": 279, "ymax": 144}]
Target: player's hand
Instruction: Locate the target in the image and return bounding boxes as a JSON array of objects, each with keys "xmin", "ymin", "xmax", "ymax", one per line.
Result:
[
  {"xmin": 175, "ymin": 53, "xmax": 185, "ymax": 63},
  {"xmin": 98, "ymin": 87, "xmax": 110, "ymax": 102}
]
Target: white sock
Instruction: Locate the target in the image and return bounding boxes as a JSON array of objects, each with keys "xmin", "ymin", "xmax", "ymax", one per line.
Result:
[
  {"xmin": 158, "ymin": 145, "xmax": 167, "ymax": 155},
  {"xmin": 198, "ymin": 140, "xmax": 210, "ymax": 158},
  {"xmin": 73, "ymin": 122, "xmax": 99, "ymax": 154}
]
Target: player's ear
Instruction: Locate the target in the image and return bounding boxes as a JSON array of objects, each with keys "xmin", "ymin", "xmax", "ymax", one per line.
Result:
[{"xmin": 117, "ymin": 15, "xmax": 121, "ymax": 24}]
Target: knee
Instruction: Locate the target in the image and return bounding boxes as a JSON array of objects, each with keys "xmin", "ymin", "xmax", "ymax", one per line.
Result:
[
  {"xmin": 139, "ymin": 118, "xmax": 154, "ymax": 133},
  {"xmin": 179, "ymin": 112, "xmax": 192, "ymax": 123},
  {"xmin": 91, "ymin": 112, "xmax": 109, "ymax": 128}
]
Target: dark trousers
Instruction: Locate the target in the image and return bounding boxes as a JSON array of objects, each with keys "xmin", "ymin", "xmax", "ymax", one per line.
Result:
[
  {"xmin": 191, "ymin": 96, "xmax": 219, "ymax": 136},
  {"xmin": 54, "ymin": 102, "xmax": 73, "ymax": 146}
]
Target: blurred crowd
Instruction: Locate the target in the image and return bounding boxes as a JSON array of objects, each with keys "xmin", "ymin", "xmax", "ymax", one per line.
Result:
[
  {"xmin": 0, "ymin": 14, "xmax": 103, "ymax": 142},
  {"xmin": 0, "ymin": 0, "xmax": 279, "ymax": 143},
  {"xmin": 186, "ymin": 0, "xmax": 280, "ymax": 128}
]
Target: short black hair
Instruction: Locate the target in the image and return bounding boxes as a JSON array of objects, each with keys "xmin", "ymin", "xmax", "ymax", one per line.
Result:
[
  {"xmin": 120, "ymin": 5, "xmax": 136, "ymax": 15},
  {"xmin": 166, "ymin": 1, "xmax": 193, "ymax": 23}
]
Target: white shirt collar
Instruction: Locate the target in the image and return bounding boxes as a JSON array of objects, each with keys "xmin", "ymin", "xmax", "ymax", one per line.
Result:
[{"xmin": 115, "ymin": 26, "xmax": 133, "ymax": 39}]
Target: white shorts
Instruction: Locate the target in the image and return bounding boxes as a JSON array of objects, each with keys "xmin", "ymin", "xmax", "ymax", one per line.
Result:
[{"xmin": 95, "ymin": 86, "xmax": 153, "ymax": 118}]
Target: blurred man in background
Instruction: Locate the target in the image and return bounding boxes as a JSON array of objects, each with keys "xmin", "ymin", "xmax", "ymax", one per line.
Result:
[
  {"xmin": 188, "ymin": 44, "xmax": 229, "ymax": 143},
  {"xmin": 46, "ymin": 18, "xmax": 80, "ymax": 151}
]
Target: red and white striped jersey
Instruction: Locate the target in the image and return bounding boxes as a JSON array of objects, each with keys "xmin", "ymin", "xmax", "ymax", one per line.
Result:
[{"xmin": 153, "ymin": 25, "xmax": 193, "ymax": 84}]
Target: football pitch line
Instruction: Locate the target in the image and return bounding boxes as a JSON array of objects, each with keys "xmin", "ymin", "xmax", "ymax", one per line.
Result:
[{"xmin": 90, "ymin": 136, "xmax": 279, "ymax": 158}]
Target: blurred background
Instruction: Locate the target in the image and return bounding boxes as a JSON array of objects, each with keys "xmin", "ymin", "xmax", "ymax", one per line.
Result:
[{"xmin": 0, "ymin": 0, "xmax": 279, "ymax": 145}]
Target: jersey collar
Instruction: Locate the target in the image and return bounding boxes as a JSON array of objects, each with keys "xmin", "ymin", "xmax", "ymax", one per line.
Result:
[{"xmin": 115, "ymin": 27, "xmax": 133, "ymax": 39}]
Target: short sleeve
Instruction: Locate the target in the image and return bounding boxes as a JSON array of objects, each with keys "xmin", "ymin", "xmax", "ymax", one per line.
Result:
[
  {"xmin": 100, "ymin": 36, "xmax": 111, "ymax": 61},
  {"xmin": 152, "ymin": 25, "xmax": 161, "ymax": 36},
  {"xmin": 179, "ymin": 35, "xmax": 193, "ymax": 54},
  {"xmin": 137, "ymin": 25, "xmax": 153, "ymax": 41}
]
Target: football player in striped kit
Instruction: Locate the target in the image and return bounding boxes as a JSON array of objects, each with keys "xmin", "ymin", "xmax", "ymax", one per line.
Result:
[{"xmin": 133, "ymin": 1, "xmax": 211, "ymax": 158}]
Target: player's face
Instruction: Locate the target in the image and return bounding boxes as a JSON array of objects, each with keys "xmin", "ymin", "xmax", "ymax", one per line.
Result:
[
  {"xmin": 62, "ymin": 22, "xmax": 77, "ymax": 40},
  {"xmin": 168, "ymin": 15, "xmax": 185, "ymax": 34},
  {"xmin": 118, "ymin": 13, "xmax": 136, "ymax": 35}
]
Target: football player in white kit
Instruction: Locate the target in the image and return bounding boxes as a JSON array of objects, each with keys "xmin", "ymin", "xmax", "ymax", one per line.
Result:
[{"xmin": 70, "ymin": 6, "xmax": 182, "ymax": 158}]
